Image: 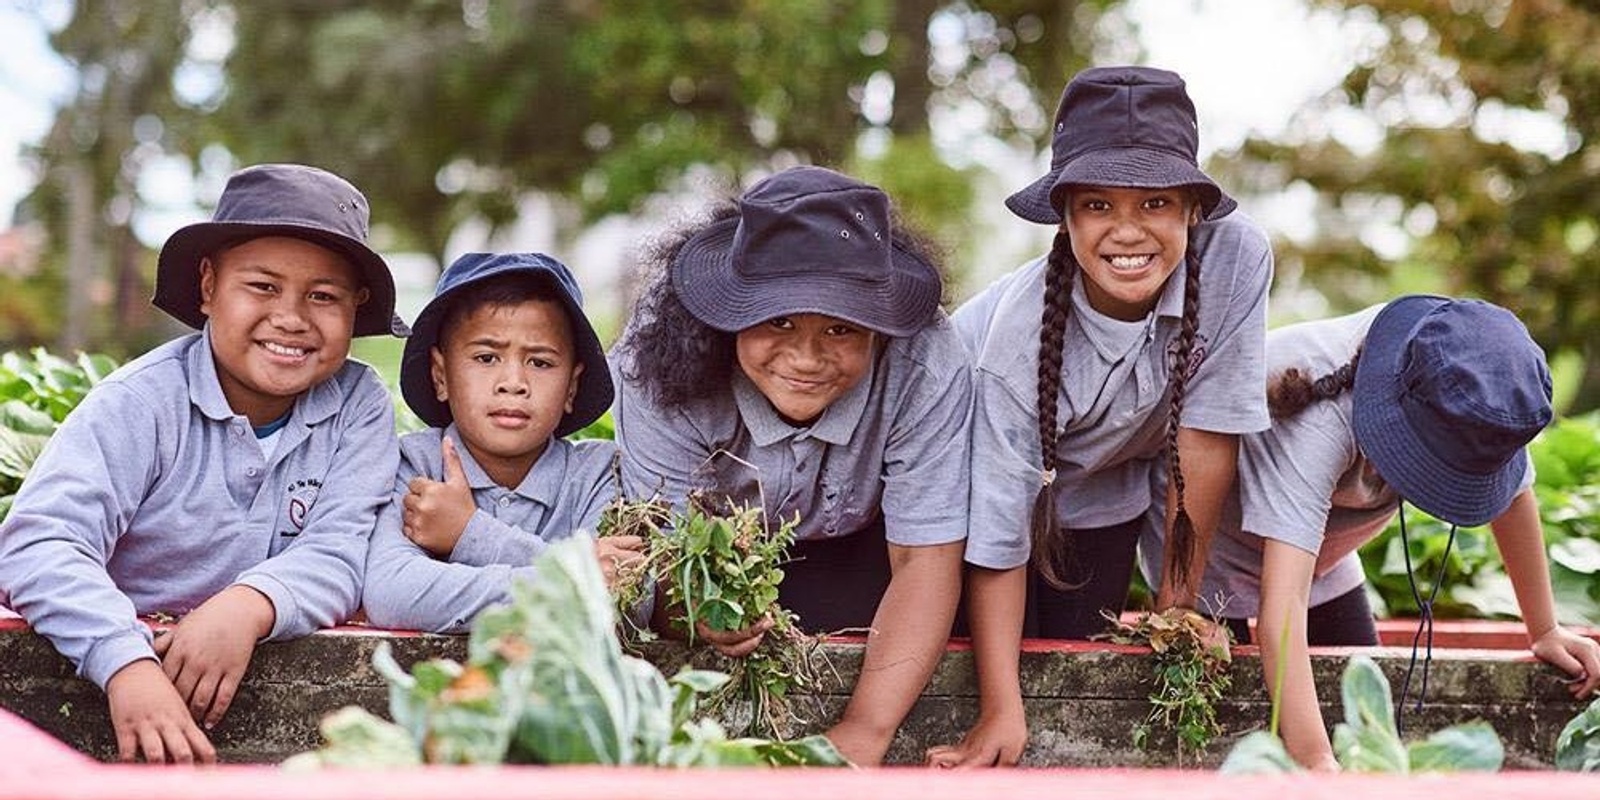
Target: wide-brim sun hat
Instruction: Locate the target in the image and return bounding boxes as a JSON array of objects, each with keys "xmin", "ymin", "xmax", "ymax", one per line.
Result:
[
  {"xmin": 671, "ymin": 166, "xmax": 942, "ymax": 337},
  {"xmin": 400, "ymin": 252, "xmax": 613, "ymax": 437},
  {"xmin": 1006, "ymin": 65, "xmax": 1237, "ymax": 226},
  {"xmin": 154, "ymin": 163, "xmax": 407, "ymax": 338},
  {"xmin": 1351, "ymin": 294, "xmax": 1552, "ymax": 527}
]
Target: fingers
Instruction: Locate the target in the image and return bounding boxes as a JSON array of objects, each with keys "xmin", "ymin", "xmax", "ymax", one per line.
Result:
[
  {"xmin": 696, "ymin": 616, "xmax": 773, "ymax": 658},
  {"xmin": 116, "ymin": 719, "xmax": 140, "ymax": 763},
  {"xmin": 441, "ymin": 436, "xmax": 468, "ymax": 486},
  {"xmin": 925, "ymin": 744, "xmax": 961, "ymax": 769},
  {"xmin": 135, "ymin": 723, "xmax": 167, "ymax": 764},
  {"xmin": 152, "ymin": 630, "xmax": 172, "ymax": 658},
  {"xmin": 188, "ymin": 671, "xmax": 221, "ymax": 726},
  {"xmin": 607, "ymin": 534, "xmax": 644, "ymax": 552},
  {"xmin": 204, "ymin": 673, "xmax": 240, "ymax": 730}
]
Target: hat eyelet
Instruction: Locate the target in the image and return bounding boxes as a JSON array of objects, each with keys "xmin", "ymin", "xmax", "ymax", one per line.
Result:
[
  {"xmin": 854, "ymin": 211, "xmax": 866, "ymax": 221},
  {"xmin": 338, "ymin": 202, "xmax": 348, "ymax": 212},
  {"xmin": 839, "ymin": 230, "xmax": 851, "ymax": 239}
]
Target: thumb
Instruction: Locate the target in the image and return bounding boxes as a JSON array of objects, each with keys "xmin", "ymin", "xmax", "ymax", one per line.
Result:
[{"xmin": 441, "ymin": 436, "xmax": 468, "ymax": 486}]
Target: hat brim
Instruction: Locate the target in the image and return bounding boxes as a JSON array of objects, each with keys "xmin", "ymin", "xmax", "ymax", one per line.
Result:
[
  {"xmin": 670, "ymin": 217, "xmax": 941, "ymax": 337},
  {"xmin": 1005, "ymin": 148, "xmax": 1237, "ymax": 226},
  {"xmin": 398, "ymin": 264, "xmax": 613, "ymax": 437},
  {"xmin": 1351, "ymin": 294, "xmax": 1525, "ymax": 527},
  {"xmin": 154, "ymin": 221, "xmax": 406, "ymax": 337}
]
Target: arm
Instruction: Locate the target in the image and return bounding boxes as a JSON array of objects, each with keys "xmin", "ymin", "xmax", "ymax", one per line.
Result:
[
  {"xmin": 1155, "ymin": 428, "xmax": 1240, "ymax": 609},
  {"xmin": 1256, "ymin": 538, "xmax": 1338, "ymax": 771},
  {"xmin": 1489, "ymin": 488, "xmax": 1600, "ymax": 697},
  {"xmin": 234, "ymin": 373, "xmax": 399, "ymax": 638},
  {"xmin": 828, "ymin": 540, "xmax": 964, "ymax": 766},
  {"xmin": 925, "ymin": 564, "xmax": 1027, "ymax": 767}
]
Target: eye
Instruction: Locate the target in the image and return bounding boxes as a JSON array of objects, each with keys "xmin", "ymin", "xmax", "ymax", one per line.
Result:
[
  {"xmin": 825, "ymin": 323, "xmax": 862, "ymax": 337},
  {"xmin": 767, "ymin": 317, "xmax": 795, "ymax": 331},
  {"xmin": 246, "ymin": 281, "xmax": 277, "ymax": 294},
  {"xmin": 1080, "ymin": 198, "xmax": 1110, "ymax": 212},
  {"xmin": 529, "ymin": 357, "xmax": 556, "ymax": 369},
  {"xmin": 472, "ymin": 352, "xmax": 498, "ymax": 365},
  {"xmin": 308, "ymin": 290, "xmax": 342, "ymax": 304}
]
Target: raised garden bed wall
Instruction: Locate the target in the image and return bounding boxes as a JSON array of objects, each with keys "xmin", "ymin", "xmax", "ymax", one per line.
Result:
[{"xmin": 0, "ymin": 618, "xmax": 1590, "ymax": 768}]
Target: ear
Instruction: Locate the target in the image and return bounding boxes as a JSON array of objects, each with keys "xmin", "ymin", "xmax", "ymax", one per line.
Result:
[
  {"xmin": 430, "ymin": 346, "xmax": 449, "ymax": 403},
  {"xmin": 198, "ymin": 258, "xmax": 218, "ymax": 317},
  {"xmin": 564, "ymin": 362, "xmax": 584, "ymax": 414},
  {"xmin": 354, "ymin": 286, "xmax": 371, "ymax": 307}
]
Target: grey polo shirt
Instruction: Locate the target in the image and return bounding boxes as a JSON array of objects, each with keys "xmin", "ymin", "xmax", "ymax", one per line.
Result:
[
  {"xmin": 613, "ymin": 312, "xmax": 972, "ymax": 548},
  {"xmin": 0, "ymin": 330, "xmax": 397, "ymax": 688},
  {"xmin": 958, "ymin": 212, "xmax": 1273, "ymax": 570},
  {"xmin": 1169, "ymin": 304, "xmax": 1535, "ymax": 618},
  {"xmin": 362, "ymin": 427, "xmax": 617, "ymax": 633}
]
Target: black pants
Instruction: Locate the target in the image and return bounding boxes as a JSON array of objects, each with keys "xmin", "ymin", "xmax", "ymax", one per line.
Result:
[
  {"xmin": 777, "ymin": 516, "xmax": 892, "ymax": 633},
  {"xmin": 1223, "ymin": 584, "xmax": 1379, "ymax": 646},
  {"xmin": 1022, "ymin": 517, "xmax": 1145, "ymax": 639}
]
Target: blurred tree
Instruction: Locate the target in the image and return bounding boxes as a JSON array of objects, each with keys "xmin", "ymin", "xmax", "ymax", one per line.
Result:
[
  {"xmin": 1225, "ymin": 1, "xmax": 1600, "ymax": 411},
  {"xmin": 20, "ymin": 0, "xmax": 200, "ymax": 355}
]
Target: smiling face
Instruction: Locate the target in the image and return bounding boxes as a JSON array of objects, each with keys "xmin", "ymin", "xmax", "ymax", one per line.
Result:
[
  {"xmin": 199, "ymin": 236, "xmax": 369, "ymax": 426},
  {"xmin": 1061, "ymin": 185, "xmax": 1199, "ymax": 321},
  {"xmin": 430, "ymin": 298, "xmax": 583, "ymax": 488},
  {"xmin": 735, "ymin": 313, "xmax": 876, "ymax": 426}
]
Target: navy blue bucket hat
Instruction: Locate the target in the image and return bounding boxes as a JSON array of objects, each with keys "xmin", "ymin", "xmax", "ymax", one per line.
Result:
[
  {"xmin": 154, "ymin": 163, "xmax": 407, "ymax": 337},
  {"xmin": 671, "ymin": 166, "xmax": 942, "ymax": 337},
  {"xmin": 1006, "ymin": 66, "xmax": 1237, "ymax": 226},
  {"xmin": 400, "ymin": 252, "xmax": 613, "ymax": 436},
  {"xmin": 1352, "ymin": 295, "xmax": 1552, "ymax": 527}
]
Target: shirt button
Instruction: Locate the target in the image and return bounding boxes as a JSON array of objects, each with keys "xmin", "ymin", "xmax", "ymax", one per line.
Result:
[
  {"xmin": 797, "ymin": 462, "xmax": 807, "ymax": 472},
  {"xmin": 232, "ymin": 425, "xmax": 245, "ymax": 436},
  {"xmin": 246, "ymin": 467, "xmax": 258, "ymax": 477},
  {"xmin": 497, "ymin": 496, "xmax": 511, "ymax": 508}
]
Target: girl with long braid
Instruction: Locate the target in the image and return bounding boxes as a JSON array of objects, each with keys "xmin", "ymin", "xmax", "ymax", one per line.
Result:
[
  {"xmin": 1153, "ymin": 296, "xmax": 1600, "ymax": 770},
  {"xmin": 927, "ymin": 65, "xmax": 1273, "ymax": 767}
]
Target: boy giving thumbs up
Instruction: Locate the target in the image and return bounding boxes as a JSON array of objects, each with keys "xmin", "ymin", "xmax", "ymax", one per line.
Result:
[{"xmin": 362, "ymin": 253, "xmax": 640, "ymax": 632}]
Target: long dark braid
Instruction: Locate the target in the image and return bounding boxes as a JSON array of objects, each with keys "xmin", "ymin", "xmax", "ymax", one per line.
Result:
[
  {"xmin": 1162, "ymin": 247, "xmax": 1204, "ymax": 590},
  {"xmin": 1268, "ymin": 351, "xmax": 1361, "ymax": 419},
  {"xmin": 1031, "ymin": 230, "xmax": 1082, "ymax": 590}
]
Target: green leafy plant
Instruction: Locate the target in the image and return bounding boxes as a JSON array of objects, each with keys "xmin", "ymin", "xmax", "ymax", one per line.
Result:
[
  {"xmin": 601, "ymin": 492, "xmax": 828, "ymax": 739},
  {"xmin": 1555, "ymin": 696, "xmax": 1600, "ymax": 771},
  {"xmin": 0, "ymin": 349, "xmax": 119, "ymax": 521},
  {"xmin": 1101, "ymin": 608, "xmax": 1233, "ymax": 763},
  {"xmin": 1220, "ymin": 655, "xmax": 1504, "ymax": 774},
  {"xmin": 283, "ymin": 538, "xmax": 846, "ymax": 768}
]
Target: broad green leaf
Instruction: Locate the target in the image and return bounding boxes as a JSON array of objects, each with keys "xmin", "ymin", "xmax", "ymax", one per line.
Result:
[
  {"xmin": 1340, "ymin": 656, "xmax": 1397, "ymax": 733},
  {"xmin": 1551, "ymin": 538, "xmax": 1600, "ymax": 574},
  {"xmin": 281, "ymin": 706, "xmax": 421, "ymax": 770},
  {"xmin": 1218, "ymin": 731, "xmax": 1300, "ymax": 775},
  {"xmin": 1556, "ymin": 697, "xmax": 1600, "ymax": 772},
  {"xmin": 1406, "ymin": 722, "xmax": 1503, "ymax": 772},
  {"xmin": 1333, "ymin": 722, "xmax": 1409, "ymax": 773},
  {"xmin": 0, "ymin": 426, "xmax": 48, "ymax": 480},
  {"xmin": 0, "ymin": 400, "xmax": 56, "ymax": 435}
]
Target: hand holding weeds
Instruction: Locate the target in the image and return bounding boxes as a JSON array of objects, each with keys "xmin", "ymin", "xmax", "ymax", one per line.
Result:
[
  {"xmin": 404, "ymin": 436, "xmax": 475, "ymax": 557},
  {"xmin": 155, "ymin": 585, "xmax": 273, "ymax": 729},
  {"xmin": 106, "ymin": 659, "xmax": 216, "ymax": 764},
  {"xmin": 595, "ymin": 535, "xmax": 645, "ymax": 589},
  {"xmin": 695, "ymin": 614, "xmax": 773, "ymax": 659}
]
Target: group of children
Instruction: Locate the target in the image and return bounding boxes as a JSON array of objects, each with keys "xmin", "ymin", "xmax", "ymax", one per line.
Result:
[{"xmin": 0, "ymin": 65, "xmax": 1595, "ymax": 771}]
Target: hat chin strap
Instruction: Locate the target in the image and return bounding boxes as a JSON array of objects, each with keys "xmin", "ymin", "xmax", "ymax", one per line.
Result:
[{"xmin": 1394, "ymin": 498, "xmax": 1457, "ymax": 736}]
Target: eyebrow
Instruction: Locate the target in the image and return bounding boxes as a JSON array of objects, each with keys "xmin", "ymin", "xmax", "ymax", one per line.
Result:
[
  {"xmin": 463, "ymin": 336, "xmax": 563, "ymax": 354},
  {"xmin": 231, "ymin": 263, "xmax": 358, "ymax": 289}
]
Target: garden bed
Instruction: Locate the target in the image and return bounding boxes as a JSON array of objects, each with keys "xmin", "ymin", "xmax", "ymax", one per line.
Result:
[{"xmin": 0, "ymin": 617, "xmax": 1591, "ymax": 769}]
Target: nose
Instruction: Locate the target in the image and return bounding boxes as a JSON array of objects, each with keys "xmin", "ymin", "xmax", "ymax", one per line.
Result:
[
  {"xmin": 268, "ymin": 296, "xmax": 311, "ymax": 332},
  {"xmin": 494, "ymin": 364, "xmax": 529, "ymax": 396},
  {"xmin": 1108, "ymin": 211, "xmax": 1146, "ymax": 243},
  {"xmin": 785, "ymin": 333, "xmax": 826, "ymax": 372}
]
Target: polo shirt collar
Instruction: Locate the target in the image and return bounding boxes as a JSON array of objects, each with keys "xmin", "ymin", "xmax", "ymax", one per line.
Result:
[
  {"xmin": 1069, "ymin": 259, "xmax": 1188, "ymax": 362},
  {"xmin": 731, "ymin": 358, "xmax": 875, "ymax": 448},
  {"xmin": 442, "ymin": 423, "xmax": 569, "ymax": 505}
]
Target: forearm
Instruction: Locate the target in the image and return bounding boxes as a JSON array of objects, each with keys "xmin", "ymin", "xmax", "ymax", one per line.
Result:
[
  {"xmin": 1257, "ymin": 539, "xmax": 1335, "ymax": 770},
  {"xmin": 836, "ymin": 542, "xmax": 963, "ymax": 750},
  {"xmin": 1488, "ymin": 490, "xmax": 1560, "ymax": 640},
  {"xmin": 1156, "ymin": 428, "xmax": 1239, "ymax": 609},
  {"xmin": 967, "ymin": 565, "xmax": 1027, "ymax": 717}
]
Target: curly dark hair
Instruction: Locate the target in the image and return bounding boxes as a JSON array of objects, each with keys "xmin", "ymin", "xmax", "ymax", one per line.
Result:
[{"xmin": 615, "ymin": 198, "xmax": 949, "ymax": 407}]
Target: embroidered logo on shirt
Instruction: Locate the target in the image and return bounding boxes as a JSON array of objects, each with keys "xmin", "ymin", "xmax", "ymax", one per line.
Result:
[
  {"xmin": 280, "ymin": 478, "xmax": 322, "ymax": 537},
  {"xmin": 1166, "ymin": 332, "xmax": 1210, "ymax": 381}
]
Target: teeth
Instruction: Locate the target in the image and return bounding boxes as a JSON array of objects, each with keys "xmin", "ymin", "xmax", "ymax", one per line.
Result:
[
  {"xmin": 1109, "ymin": 255, "xmax": 1151, "ymax": 269},
  {"xmin": 263, "ymin": 342, "xmax": 309, "ymax": 357}
]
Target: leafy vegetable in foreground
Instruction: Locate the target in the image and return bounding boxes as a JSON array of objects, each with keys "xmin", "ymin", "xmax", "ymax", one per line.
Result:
[{"xmin": 283, "ymin": 539, "xmax": 847, "ymax": 768}]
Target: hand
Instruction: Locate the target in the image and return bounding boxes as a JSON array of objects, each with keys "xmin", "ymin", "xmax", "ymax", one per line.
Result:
[
  {"xmin": 694, "ymin": 615, "xmax": 773, "ymax": 659},
  {"xmin": 924, "ymin": 706, "xmax": 1027, "ymax": 768},
  {"xmin": 403, "ymin": 436, "xmax": 476, "ymax": 558},
  {"xmin": 1531, "ymin": 625, "xmax": 1600, "ymax": 699},
  {"xmin": 595, "ymin": 535, "xmax": 644, "ymax": 589},
  {"xmin": 105, "ymin": 659, "xmax": 216, "ymax": 764},
  {"xmin": 155, "ymin": 585, "xmax": 273, "ymax": 729}
]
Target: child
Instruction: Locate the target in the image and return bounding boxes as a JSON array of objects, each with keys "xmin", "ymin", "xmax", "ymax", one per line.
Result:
[
  {"xmin": 928, "ymin": 65, "xmax": 1274, "ymax": 767},
  {"xmin": 611, "ymin": 165, "xmax": 971, "ymax": 765},
  {"xmin": 362, "ymin": 252, "xmax": 631, "ymax": 633},
  {"xmin": 0, "ymin": 163, "xmax": 406, "ymax": 763},
  {"xmin": 1171, "ymin": 295, "xmax": 1600, "ymax": 770}
]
